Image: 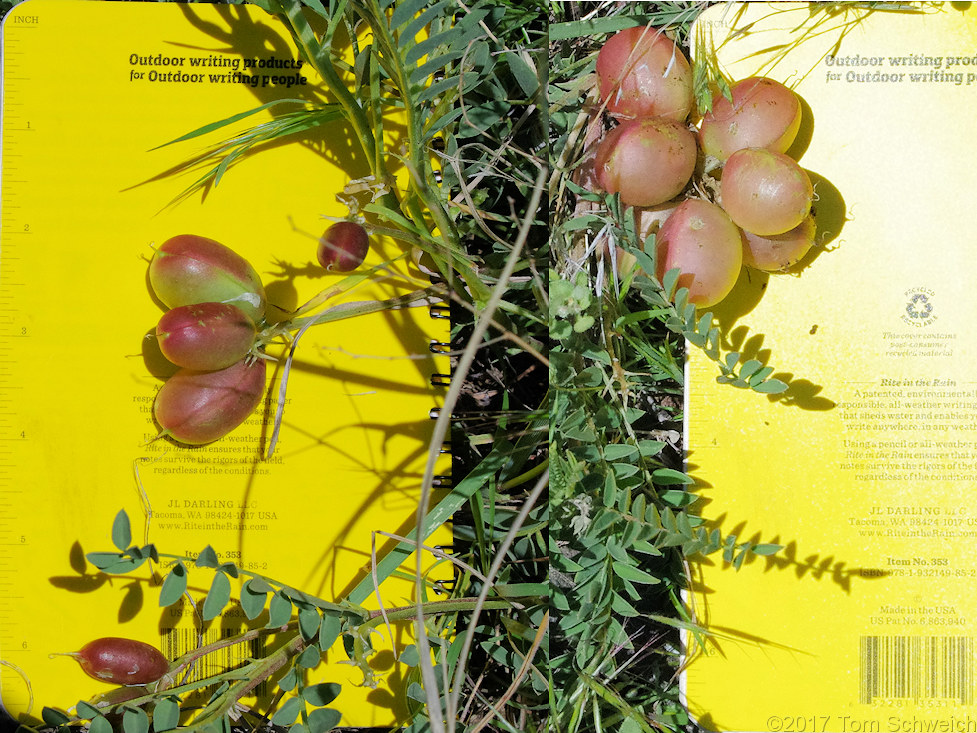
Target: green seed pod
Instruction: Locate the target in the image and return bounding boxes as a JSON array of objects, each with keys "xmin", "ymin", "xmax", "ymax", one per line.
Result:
[
  {"xmin": 154, "ymin": 358, "xmax": 267, "ymax": 445},
  {"xmin": 149, "ymin": 235, "xmax": 266, "ymax": 323},
  {"xmin": 156, "ymin": 302, "xmax": 256, "ymax": 371}
]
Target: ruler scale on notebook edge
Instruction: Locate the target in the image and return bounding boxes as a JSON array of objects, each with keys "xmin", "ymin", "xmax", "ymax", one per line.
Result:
[
  {"xmin": 683, "ymin": 4, "xmax": 977, "ymax": 731},
  {"xmin": 0, "ymin": 1, "xmax": 448, "ymax": 725}
]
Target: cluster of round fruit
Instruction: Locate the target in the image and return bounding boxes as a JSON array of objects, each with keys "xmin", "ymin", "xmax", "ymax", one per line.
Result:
[
  {"xmin": 149, "ymin": 222, "xmax": 370, "ymax": 446},
  {"xmin": 590, "ymin": 26, "xmax": 816, "ymax": 307}
]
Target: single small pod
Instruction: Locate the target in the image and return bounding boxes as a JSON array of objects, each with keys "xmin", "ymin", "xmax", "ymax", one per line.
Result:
[
  {"xmin": 741, "ymin": 216, "xmax": 817, "ymax": 272},
  {"xmin": 154, "ymin": 357, "xmax": 267, "ymax": 445},
  {"xmin": 54, "ymin": 637, "xmax": 169, "ymax": 685},
  {"xmin": 596, "ymin": 26, "xmax": 694, "ymax": 121},
  {"xmin": 149, "ymin": 234, "xmax": 267, "ymax": 323},
  {"xmin": 656, "ymin": 199, "xmax": 743, "ymax": 308},
  {"xmin": 595, "ymin": 117, "xmax": 697, "ymax": 207},
  {"xmin": 317, "ymin": 221, "xmax": 370, "ymax": 272},
  {"xmin": 699, "ymin": 77, "xmax": 802, "ymax": 161},
  {"xmin": 156, "ymin": 302, "xmax": 256, "ymax": 371},
  {"xmin": 720, "ymin": 148, "xmax": 813, "ymax": 237}
]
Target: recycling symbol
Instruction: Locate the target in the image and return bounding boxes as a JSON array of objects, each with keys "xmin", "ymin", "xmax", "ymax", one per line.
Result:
[{"xmin": 905, "ymin": 293, "xmax": 933, "ymax": 320}]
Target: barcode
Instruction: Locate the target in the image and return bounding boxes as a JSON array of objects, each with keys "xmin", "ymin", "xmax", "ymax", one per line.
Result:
[
  {"xmin": 160, "ymin": 628, "xmax": 268, "ymax": 697},
  {"xmin": 859, "ymin": 636, "xmax": 974, "ymax": 704}
]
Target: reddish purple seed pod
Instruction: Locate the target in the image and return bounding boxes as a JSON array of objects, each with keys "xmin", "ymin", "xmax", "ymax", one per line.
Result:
[
  {"xmin": 316, "ymin": 221, "xmax": 370, "ymax": 272},
  {"xmin": 156, "ymin": 302, "xmax": 256, "ymax": 371},
  {"xmin": 65, "ymin": 637, "xmax": 169, "ymax": 685},
  {"xmin": 154, "ymin": 358, "xmax": 267, "ymax": 445}
]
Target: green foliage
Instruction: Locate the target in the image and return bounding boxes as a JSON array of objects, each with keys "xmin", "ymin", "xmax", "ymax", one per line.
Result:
[{"xmin": 548, "ymin": 3, "xmax": 790, "ymax": 731}]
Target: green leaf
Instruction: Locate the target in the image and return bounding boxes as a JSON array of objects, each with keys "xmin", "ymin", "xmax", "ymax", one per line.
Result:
[
  {"xmin": 603, "ymin": 443, "xmax": 637, "ymax": 461},
  {"xmin": 241, "ymin": 579, "xmax": 268, "ymax": 620},
  {"xmin": 637, "ymin": 440, "xmax": 665, "ymax": 458},
  {"xmin": 752, "ymin": 543, "xmax": 784, "ymax": 556},
  {"xmin": 390, "ymin": 0, "xmax": 429, "ymax": 30},
  {"xmin": 278, "ymin": 666, "xmax": 299, "ymax": 692},
  {"xmin": 298, "ymin": 607, "xmax": 321, "ymax": 641},
  {"xmin": 399, "ymin": 644, "xmax": 420, "ymax": 667},
  {"xmin": 122, "ymin": 707, "xmax": 150, "ymax": 733},
  {"xmin": 267, "ymin": 591, "xmax": 293, "ymax": 628},
  {"xmin": 611, "ymin": 592, "xmax": 640, "ymax": 617},
  {"xmin": 401, "ymin": 0, "xmax": 452, "ymax": 46},
  {"xmin": 502, "ymin": 51, "xmax": 538, "ymax": 96},
  {"xmin": 296, "ymin": 644, "xmax": 322, "ymax": 669},
  {"xmin": 307, "ymin": 708, "xmax": 342, "ymax": 733},
  {"xmin": 737, "ymin": 359, "xmax": 762, "ymax": 380},
  {"xmin": 158, "ymin": 563, "xmax": 188, "ymax": 608},
  {"xmin": 246, "ymin": 576, "xmax": 275, "ymax": 593},
  {"xmin": 75, "ymin": 701, "xmax": 100, "ymax": 719},
  {"xmin": 652, "ymin": 468, "xmax": 694, "ymax": 485},
  {"xmin": 86, "ymin": 552, "xmax": 145, "ymax": 575},
  {"xmin": 405, "ymin": 30, "xmax": 457, "ymax": 68},
  {"xmin": 152, "ymin": 698, "xmax": 180, "ymax": 731},
  {"xmin": 753, "ymin": 378, "xmax": 789, "ymax": 394},
  {"xmin": 195, "ymin": 546, "xmax": 219, "ymax": 569},
  {"xmin": 410, "ymin": 48, "xmax": 465, "ymax": 85},
  {"xmin": 271, "ymin": 697, "xmax": 303, "ymax": 727},
  {"xmin": 302, "ymin": 682, "xmax": 341, "ymax": 706},
  {"xmin": 318, "ymin": 614, "xmax": 341, "ymax": 652},
  {"xmin": 612, "ymin": 561, "xmax": 661, "ymax": 585},
  {"xmin": 202, "ymin": 571, "xmax": 231, "ymax": 621},
  {"xmin": 112, "ymin": 510, "xmax": 132, "ymax": 552},
  {"xmin": 41, "ymin": 708, "xmax": 70, "ymax": 726},
  {"xmin": 151, "ymin": 98, "xmax": 310, "ymax": 149},
  {"xmin": 89, "ymin": 716, "xmax": 113, "ymax": 733}
]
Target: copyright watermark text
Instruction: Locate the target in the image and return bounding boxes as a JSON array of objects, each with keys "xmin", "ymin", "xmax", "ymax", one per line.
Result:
[{"xmin": 765, "ymin": 716, "xmax": 977, "ymax": 733}]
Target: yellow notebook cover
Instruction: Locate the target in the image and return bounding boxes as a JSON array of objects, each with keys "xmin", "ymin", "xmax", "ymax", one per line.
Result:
[
  {"xmin": 684, "ymin": 3, "xmax": 977, "ymax": 730},
  {"xmin": 0, "ymin": 0, "xmax": 448, "ymax": 726}
]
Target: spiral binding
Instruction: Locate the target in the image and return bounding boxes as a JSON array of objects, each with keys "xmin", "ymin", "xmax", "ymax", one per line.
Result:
[{"xmin": 427, "ymin": 263, "xmax": 452, "ymax": 489}]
